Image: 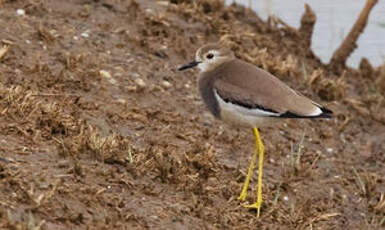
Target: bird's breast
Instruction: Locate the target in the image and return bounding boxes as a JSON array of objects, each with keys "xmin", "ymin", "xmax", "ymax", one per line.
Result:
[{"xmin": 198, "ymin": 75, "xmax": 221, "ymax": 119}]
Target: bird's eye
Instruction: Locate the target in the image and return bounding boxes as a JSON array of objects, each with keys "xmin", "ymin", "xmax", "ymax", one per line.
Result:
[{"xmin": 206, "ymin": 53, "xmax": 214, "ymax": 59}]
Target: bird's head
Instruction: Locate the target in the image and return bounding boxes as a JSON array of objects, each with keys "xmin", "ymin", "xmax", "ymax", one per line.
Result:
[{"xmin": 178, "ymin": 43, "xmax": 235, "ymax": 72}]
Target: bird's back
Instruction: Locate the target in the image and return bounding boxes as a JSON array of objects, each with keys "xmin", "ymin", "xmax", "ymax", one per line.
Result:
[{"xmin": 200, "ymin": 59, "xmax": 331, "ymax": 118}]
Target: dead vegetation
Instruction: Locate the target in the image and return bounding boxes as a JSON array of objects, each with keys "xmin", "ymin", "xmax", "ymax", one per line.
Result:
[
  {"xmin": 329, "ymin": 0, "xmax": 379, "ymax": 71},
  {"xmin": 0, "ymin": 0, "xmax": 384, "ymax": 229}
]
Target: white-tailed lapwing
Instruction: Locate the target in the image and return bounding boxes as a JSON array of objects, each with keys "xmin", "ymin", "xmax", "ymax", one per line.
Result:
[{"xmin": 178, "ymin": 43, "xmax": 332, "ymax": 217}]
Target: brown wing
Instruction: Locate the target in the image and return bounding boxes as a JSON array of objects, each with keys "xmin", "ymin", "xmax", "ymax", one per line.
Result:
[{"xmin": 212, "ymin": 59, "xmax": 330, "ymax": 117}]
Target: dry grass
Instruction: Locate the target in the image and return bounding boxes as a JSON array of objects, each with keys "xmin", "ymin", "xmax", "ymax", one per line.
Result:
[
  {"xmin": 305, "ymin": 68, "xmax": 347, "ymax": 101},
  {"xmin": 5, "ymin": 211, "xmax": 46, "ymax": 230}
]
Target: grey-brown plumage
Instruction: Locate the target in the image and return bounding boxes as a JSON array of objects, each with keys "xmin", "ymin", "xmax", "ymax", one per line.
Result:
[
  {"xmin": 198, "ymin": 71, "xmax": 221, "ymax": 118},
  {"xmin": 179, "ymin": 43, "xmax": 332, "ymax": 127}
]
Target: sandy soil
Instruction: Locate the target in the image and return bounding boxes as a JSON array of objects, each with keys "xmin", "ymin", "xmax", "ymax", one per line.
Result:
[{"xmin": 0, "ymin": 0, "xmax": 384, "ymax": 229}]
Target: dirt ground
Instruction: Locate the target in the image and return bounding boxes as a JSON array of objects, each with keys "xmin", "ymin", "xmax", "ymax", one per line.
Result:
[{"xmin": 0, "ymin": 0, "xmax": 384, "ymax": 229}]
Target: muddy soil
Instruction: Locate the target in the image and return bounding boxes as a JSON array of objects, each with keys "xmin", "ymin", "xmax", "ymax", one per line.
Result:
[{"xmin": 0, "ymin": 0, "xmax": 384, "ymax": 229}]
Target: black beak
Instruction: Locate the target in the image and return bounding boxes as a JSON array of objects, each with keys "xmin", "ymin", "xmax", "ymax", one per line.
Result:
[{"xmin": 178, "ymin": 61, "xmax": 201, "ymax": 71}]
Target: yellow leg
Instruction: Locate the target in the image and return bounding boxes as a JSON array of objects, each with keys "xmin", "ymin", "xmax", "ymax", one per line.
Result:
[
  {"xmin": 238, "ymin": 127, "xmax": 265, "ymax": 218},
  {"xmin": 238, "ymin": 127, "xmax": 259, "ymax": 201}
]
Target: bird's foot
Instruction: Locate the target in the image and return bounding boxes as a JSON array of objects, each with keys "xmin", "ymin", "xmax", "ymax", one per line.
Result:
[{"xmin": 243, "ymin": 201, "xmax": 262, "ymax": 218}]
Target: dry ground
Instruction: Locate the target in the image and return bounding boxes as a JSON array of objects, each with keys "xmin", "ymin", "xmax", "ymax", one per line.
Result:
[{"xmin": 0, "ymin": 0, "xmax": 384, "ymax": 229}]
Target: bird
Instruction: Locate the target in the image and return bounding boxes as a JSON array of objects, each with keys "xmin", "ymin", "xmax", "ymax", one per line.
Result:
[{"xmin": 178, "ymin": 43, "xmax": 332, "ymax": 217}]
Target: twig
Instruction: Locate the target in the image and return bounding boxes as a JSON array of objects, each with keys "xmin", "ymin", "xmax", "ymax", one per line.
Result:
[
  {"xmin": 0, "ymin": 45, "xmax": 9, "ymax": 59},
  {"xmin": 31, "ymin": 93, "xmax": 79, "ymax": 97},
  {"xmin": 311, "ymin": 212, "xmax": 341, "ymax": 223},
  {"xmin": 352, "ymin": 167, "xmax": 366, "ymax": 195},
  {"xmin": 127, "ymin": 145, "xmax": 133, "ymax": 163},
  {"xmin": 296, "ymin": 131, "xmax": 306, "ymax": 166},
  {"xmin": 0, "ymin": 200, "xmax": 14, "ymax": 209}
]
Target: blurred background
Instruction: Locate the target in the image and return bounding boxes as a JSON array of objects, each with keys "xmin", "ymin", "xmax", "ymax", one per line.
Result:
[{"xmin": 226, "ymin": 0, "xmax": 385, "ymax": 67}]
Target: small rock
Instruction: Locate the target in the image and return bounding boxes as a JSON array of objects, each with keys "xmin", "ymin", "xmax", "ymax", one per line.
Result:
[
  {"xmin": 145, "ymin": 8, "xmax": 155, "ymax": 16},
  {"xmin": 283, "ymin": 196, "xmax": 289, "ymax": 201},
  {"xmin": 135, "ymin": 78, "xmax": 146, "ymax": 88},
  {"xmin": 125, "ymin": 86, "xmax": 137, "ymax": 92},
  {"xmin": 162, "ymin": 80, "xmax": 172, "ymax": 88},
  {"xmin": 100, "ymin": 70, "xmax": 117, "ymax": 84},
  {"xmin": 116, "ymin": 99, "xmax": 126, "ymax": 104},
  {"xmin": 81, "ymin": 32, "xmax": 90, "ymax": 38},
  {"xmin": 16, "ymin": 9, "xmax": 25, "ymax": 16},
  {"xmin": 326, "ymin": 147, "xmax": 334, "ymax": 153},
  {"xmin": 131, "ymin": 72, "xmax": 140, "ymax": 78},
  {"xmin": 108, "ymin": 78, "xmax": 117, "ymax": 84},
  {"xmin": 100, "ymin": 70, "xmax": 112, "ymax": 78},
  {"xmin": 150, "ymin": 215, "xmax": 158, "ymax": 220},
  {"xmin": 157, "ymin": 1, "xmax": 169, "ymax": 6}
]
